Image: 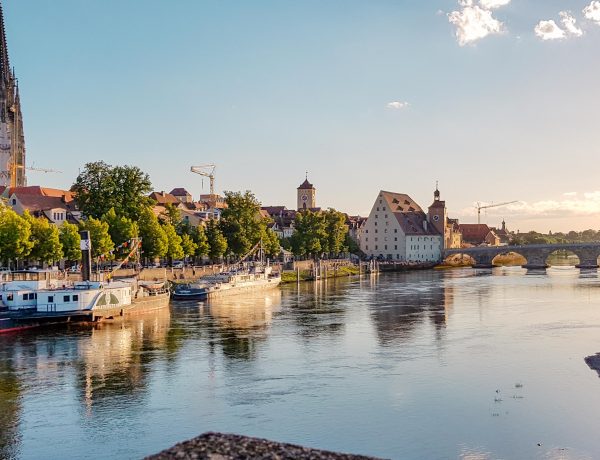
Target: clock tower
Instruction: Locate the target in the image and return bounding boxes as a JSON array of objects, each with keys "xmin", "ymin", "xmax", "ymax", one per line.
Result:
[
  {"xmin": 428, "ymin": 183, "xmax": 447, "ymax": 245},
  {"xmin": 297, "ymin": 173, "xmax": 316, "ymax": 210}
]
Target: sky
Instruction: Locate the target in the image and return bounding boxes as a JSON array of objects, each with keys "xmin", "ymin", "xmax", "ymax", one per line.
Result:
[{"xmin": 4, "ymin": 0, "xmax": 600, "ymax": 232}]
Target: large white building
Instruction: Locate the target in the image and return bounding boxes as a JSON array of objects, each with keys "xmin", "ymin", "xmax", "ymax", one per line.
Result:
[{"xmin": 360, "ymin": 190, "xmax": 444, "ymax": 262}]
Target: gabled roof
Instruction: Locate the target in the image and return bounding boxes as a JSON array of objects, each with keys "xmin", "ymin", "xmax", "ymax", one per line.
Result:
[
  {"xmin": 9, "ymin": 186, "xmax": 74, "ymax": 201},
  {"xmin": 378, "ymin": 191, "xmax": 439, "ymax": 236},
  {"xmin": 149, "ymin": 191, "xmax": 180, "ymax": 205},
  {"xmin": 459, "ymin": 224, "xmax": 492, "ymax": 243},
  {"xmin": 13, "ymin": 194, "xmax": 77, "ymax": 212},
  {"xmin": 170, "ymin": 188, "xmax": 191, "ymax": 196},
  {"xmin": 297, "ymin": 179, "xmax": 314, "ymax": 190}
]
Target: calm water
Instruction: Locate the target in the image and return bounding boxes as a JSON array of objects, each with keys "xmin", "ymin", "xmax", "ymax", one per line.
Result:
[{"xmin": 2, "ymin": 268, "xmax": 600, "ymax": 460}]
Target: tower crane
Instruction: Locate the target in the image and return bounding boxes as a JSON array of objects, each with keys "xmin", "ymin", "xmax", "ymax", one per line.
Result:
[
  {"xmin": 476, "ymin": 201, "xmax": 519, "ymax": 224},
  {"xmin": 190, "ymin": 164, "xmax": 216, "ymax": 195},
  {"xmin": 20, "ymin": 165, "xmax": 63, "ymax": 174}
]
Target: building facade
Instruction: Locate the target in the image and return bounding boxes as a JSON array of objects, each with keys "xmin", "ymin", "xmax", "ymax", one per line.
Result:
[
  {"xmin": 360, "ymin": 190, "xmax": 443, "ymax": 262},
  {"xmin": 0, "ymin": 3, "xmax": 25, "ymax": 188},
  {"xmin": 297, "ymin": 176, "xmax": 316, "ymax": 210}
]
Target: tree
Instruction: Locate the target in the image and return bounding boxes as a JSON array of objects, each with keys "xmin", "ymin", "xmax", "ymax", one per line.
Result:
[
  {"xmin": 102, "ymin": 208, "xmax": 139, "ymax": 257},
  {"xmin": 290, "ymin": 210, "xmax": 327, "ymax": 257},
  {"xmin": 60, "ymin": 222, "xmax": 82, "ymax": 262},
  {"xmin": 206, "ymin": 219, "xmax": 227, "ymax": 261},
  {"xmin": 219, "ymin": 191, "xmax": 266, "ymax": 257},
  {"xmin": 180, "ymin": 233, "xmax": 198, "ymax": 259},
  {"xmin": 162, "ymin": 222, "xmax": 184, "ymax": 262},
  {"xmin": 0, "ymin": 207, "xmax": 32, "ymax": 265},
  {"xmin": 323, "ymin": 209, "xmax": 348, "ymax": 255},
  {"xmin": 261, "ymin": 227, "xmax": 281, "ymax": 258},
  {"xmin": 23, "ymin": 212, "xmax": 63, "ymax": 264},
  {"xmin": 160, "ymin": 203, "xmax": 181, "ymax": 227},
  {"xmin": 138, "ymin": 206, "xmax": 168, "ymax": 260},
  {"xmin": 72, "ymin": 161, "xmax": 152, "ymax": 220},
  {"xmin": 79, "ymin": 217, "xmax": 114, "ymax": 259},
  {"xmin": 192, "ymin": 225, "xmax": 210, "ymax": 258}
]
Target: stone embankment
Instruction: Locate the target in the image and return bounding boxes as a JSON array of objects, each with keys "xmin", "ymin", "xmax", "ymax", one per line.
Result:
[{"xmin": 146, "ymin": 432, "xmax": 384, "ymax": 460}]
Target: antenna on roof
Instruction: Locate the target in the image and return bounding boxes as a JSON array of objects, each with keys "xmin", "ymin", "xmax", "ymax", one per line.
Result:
[{"xmin": 305, "ymin": 170, "xmax": 308, "ymax": 180}]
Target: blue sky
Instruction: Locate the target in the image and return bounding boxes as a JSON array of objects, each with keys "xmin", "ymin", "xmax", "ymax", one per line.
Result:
[{"xmin": 5, "ymin": 0, "xmax": 600, "ymax": 231}]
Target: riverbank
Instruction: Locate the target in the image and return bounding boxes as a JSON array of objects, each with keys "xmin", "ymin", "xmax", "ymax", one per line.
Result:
[{"xmin": 281, "ymin": 265, "xmax": 360, "ymax": 283}]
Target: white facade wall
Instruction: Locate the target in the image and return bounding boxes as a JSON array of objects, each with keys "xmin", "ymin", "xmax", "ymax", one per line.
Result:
[
  {"xmin": 360, "ymin": 193, "xmax": 407, "ymax": 261},
  {"xmin": 405, "ymin": 235, "xmax": 443, "ymax": 262}
]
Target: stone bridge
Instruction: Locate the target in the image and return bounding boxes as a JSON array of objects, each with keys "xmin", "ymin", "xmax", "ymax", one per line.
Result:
[{"xmin": 443, "ymin": 243, "xmax": 600, "ymax": 269}]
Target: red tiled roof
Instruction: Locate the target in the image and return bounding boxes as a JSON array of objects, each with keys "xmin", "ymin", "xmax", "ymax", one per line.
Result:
[
  {"xmin": 149, "ymin": 191, "xmax": 180, "ymax": 205},
  {"xmin": 9, "ymin": 186, "xmax": 74, "ymax": 201},
  {"xmin": 14, "ymin": 194, "xmax": 77, "ymax": 212},
  {"xmin": 459, "ymin": 224, "xmax": 492, "ymax": 243},
  {"xmin": 170, "ymin": 188, "xmax": 191, "ymax": 196}
]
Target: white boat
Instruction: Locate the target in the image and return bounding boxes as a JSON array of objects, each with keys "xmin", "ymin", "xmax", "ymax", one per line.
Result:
[
  {"xmin": 172, "ymin": 265, "xmax": 281, "ymax": 301},
  {"xmin": 0, "ymin": 270, "xmax": 170, "ymax": 332}
]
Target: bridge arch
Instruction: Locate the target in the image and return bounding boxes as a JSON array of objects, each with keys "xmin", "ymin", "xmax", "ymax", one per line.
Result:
[
  {"xmin": 491, "ymin": 251, "xmax": 527, "ymax": 266},
  {"xmin": 545, "ymin": 249, "xmax": 580, "ymax": 267},
  {"xmin": 442, "ymin": 253, "xmax": 475, "ymax": 267}
]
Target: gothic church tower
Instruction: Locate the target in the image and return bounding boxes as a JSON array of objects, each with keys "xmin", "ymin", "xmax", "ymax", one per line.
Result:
[{"xmin": 0, "ymin": 1, "xmax": 26, "ymax": 188}]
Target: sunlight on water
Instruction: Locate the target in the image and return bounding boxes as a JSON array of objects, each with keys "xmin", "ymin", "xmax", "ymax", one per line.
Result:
[{"xmin": 2, "ymin": 268, "xmax": 600, "ymax": 459}]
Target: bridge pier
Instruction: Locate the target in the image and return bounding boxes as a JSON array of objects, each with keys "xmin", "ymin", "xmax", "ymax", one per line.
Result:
[
  {"xmin": 472, "ymin": 254, "xmax": 494, "ymax": 269},
  {"xmin": 573, "ymin": 249, "xmax": 599, "ymax": 269}
]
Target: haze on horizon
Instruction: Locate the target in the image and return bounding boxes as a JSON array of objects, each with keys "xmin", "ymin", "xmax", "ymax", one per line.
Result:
[{"xmin": 5, "ymin": 0, "xmax": 600, "ymax": 233}]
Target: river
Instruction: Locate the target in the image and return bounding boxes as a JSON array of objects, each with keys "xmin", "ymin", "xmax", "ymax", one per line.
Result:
[{"xmin": 2, "ymin": 268, "xmax": 600, "ymax": 459}]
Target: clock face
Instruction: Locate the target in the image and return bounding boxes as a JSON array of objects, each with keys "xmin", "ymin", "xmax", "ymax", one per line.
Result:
[
  {"xmin": 433, "ymin": 215, "xmax": 440, "ymax": 221},
  {"xmin": 301, "ymin": 195, "xmax": 308, "ymax": 202}
]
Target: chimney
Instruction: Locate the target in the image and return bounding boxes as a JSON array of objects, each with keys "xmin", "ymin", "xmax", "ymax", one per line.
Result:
[
  {"xmin": 423, "ymin": 220, "xmax": 428, "ymax": 232},
  {"xmin": 79, "ymin": 230, "xmax": 92, "ymax": 282}
]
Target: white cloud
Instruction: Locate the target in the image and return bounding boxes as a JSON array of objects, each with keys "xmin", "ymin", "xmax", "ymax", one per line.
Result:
[
  {"xmin": 534, "ymin": 20, "xmax": 566, "ymax": 40},
  {"xmin": 448, "ymin": 4, "xmax": 505, "ymax": 46},
  {"xmin": 479, "ymin": 0, "xmax": 511, "ymax": 9},
  {"xmin": 462, "ymin": 192, "xmax": 600, "ymax": 219},
  {"xmin": 584, "ymin": 1, "xmax": 600, "ymax": 23},
  {"xmin": 386, "ymin": 101, "xmax": 409, "ymax": 110},
  {"xmin": 560, "ymin": 11, "xmax": 583, "ymax": 36}
]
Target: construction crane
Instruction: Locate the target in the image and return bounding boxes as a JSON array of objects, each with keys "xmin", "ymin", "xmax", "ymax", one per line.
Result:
[
  {"xmin": 19, "ymin": 165, "xmax": 63, "ymax": 174},
  {"xmin": 190, "ymin": 164, "xmax": 216, "ymax": 195},
  {"xmin": 476, "ymin": 201, "xmax": 519, "ymax": 224}
]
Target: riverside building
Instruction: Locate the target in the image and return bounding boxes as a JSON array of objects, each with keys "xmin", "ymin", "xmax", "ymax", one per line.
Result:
[{"xmin": 360, "ymin": 188, "xmax": 447, "ymax": 262}]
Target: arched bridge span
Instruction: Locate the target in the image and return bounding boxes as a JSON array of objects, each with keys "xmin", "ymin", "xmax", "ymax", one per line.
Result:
[{"xmin": 443, "ymin": 243, "xmax": 600, "ymax": 269}]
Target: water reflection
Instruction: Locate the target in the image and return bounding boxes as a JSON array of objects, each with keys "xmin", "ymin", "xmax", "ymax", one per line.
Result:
[
  {"xmin": 367, "ymin": 271, "xmax": 454, "ymax": 346},
  {"xmin": 207, "ymin": 290, "xmax": 282, "ymax": 361},
  {"xmin": 75, "ymin": 309, "xmax": 172, "ymax": 415},
  {"xmin": 0, "ymin": 344, "xmax": 21, "ymax": 460}
]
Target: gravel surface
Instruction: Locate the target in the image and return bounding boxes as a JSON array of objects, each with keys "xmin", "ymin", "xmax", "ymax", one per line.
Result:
[{"xmin": 145, "ymin": 432, "xmax": 385, "ymax": 460}]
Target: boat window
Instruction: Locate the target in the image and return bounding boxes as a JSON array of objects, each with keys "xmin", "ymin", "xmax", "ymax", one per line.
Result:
[
  {"xmin": 48, "ymin": 295, "xmax": 54, "ymax": 303},
  {"xmin": 97, "ymin": 294, "xmax": 107, "ymax": 306},
  {"xmin": 110, "ymin": 294, "xmax": 120, "ymax": 304},
  {"xmin": 0, "ymin": 295, "xmax": 2, "ymax": 300},
  {"xmin": 23, "ymin": 293, "xmax": 28, "ymax": 300},
  {"xmin": 73, "ymin": 295, "xmax": 79, "ymax": 301},
  {"xmin": 64, "ymin": 295, "xmax": 70, "ymax": 302}
]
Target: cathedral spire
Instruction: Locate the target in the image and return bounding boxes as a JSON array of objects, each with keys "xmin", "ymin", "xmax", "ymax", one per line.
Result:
[{"xmin": 0, "ymin": 1, "xmax": 11, "ymax": 84}]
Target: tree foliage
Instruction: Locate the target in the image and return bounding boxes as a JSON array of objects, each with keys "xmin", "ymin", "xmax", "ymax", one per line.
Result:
[
  {"xmin": 219, "ymin": 191, "xmax": 266, "ymax": 257},
  {"xmin": 79, "ymin": 217, "xmax": 114, "ymax": 259},
  {"xmin": 206, "ymin": 219, "xmax": 227, "ymax": 261},
  {"xmin": 72, "ymin": 161, "xmax": 152, "ymax": 220},
  {"xmin": 102, "ymin": 208, "xmax": 139, "ymax": 258},
  {"xmin": 162, "ymin": 222, "xmax": 184, "ymax": 261},
  {"xmin": 290, "ymin": 209, "xmax": 349, "ymax": 257},
  {"xmin": 23, "ymin": 212, "xmax": 63, "ymax": 263},
  {"xmin": 138, "ymin": 207, "xmax": 168, "ymax": 259},
  {"xmin": 59, "ymin": 222, "xmax": 82, "ymax": 262},
  {"xmin": 0, "ymin": 207, "xmax": 32, "ymax": 264}
]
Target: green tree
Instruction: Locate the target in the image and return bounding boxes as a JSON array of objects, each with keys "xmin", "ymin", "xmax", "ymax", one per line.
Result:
[
  {"xmin": 162, "ymin": 222, "xmax": 184, "ymax": 262},
  {"xmin": 323, "ymin": 209, "xmax": 348, "ymax": 255},
  {"xmin": 219, "ymin": 191, "xmax": 266, "ymax": 257},
  {"xmin": 344, "ymin": 233, "xmax": 360, "ymax": 255},
  {"xmin": 72, "ymin": 161, "xmax": 152, "ymax": 220},
  {"xmin": 290, "ymin": 210, "xmax": 327, "ymax": 257},
  {"xmin": 79, "ymin": 217, "xmax": 114, "ymax": 259},
  {"xmin": 0, "ymin": 207, "xmax": 32, "ymax": 266},
  {"xmin": 192, "ymin": 225, "xmax": 210, "ymax": 258},
  {"xmin": 160, "ymin": 203, "xmax": 181, "ymax": 227},
  {"xmin": 138, "ymin": 207, "xmax": 168, "ymax": 260},
  {"xmin": 102, "ymin": 208, "xmax": 139, "ymax": 256},
  {"xmin": 206, "ymin": 219, "xmax": 227, "ymax": 261},
  {"xmin": 59, "ymin": 222, "xmax": 82, "ymax": 262},
  {"xmin": 180, "ymin": 233, "xmax": 198, "ymax": 259},
  {"xmin": 261, "ymin": 227, "xmax": 281, "ymax": 258},
  {"xmin": 23, "ymin": 212, "xmax": 63, "ymax": 264}
]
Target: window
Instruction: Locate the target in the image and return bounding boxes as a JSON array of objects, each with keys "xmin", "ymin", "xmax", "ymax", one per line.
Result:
[
  {"xmin": 375, "ymin": 245, "xmax": 378, "ymax": 250},
  {"xmin": 376, "ymin": 207, "xmax": 379, "ymax": 211},
  {"xmin": 48, "ymin": 295, "xmax": 54, "ymax": 303},
  {"xmin": 23, "ymin": 294, "xmax": 29, "ymax": 300},
  {"xmin": 384, "ymin": 245, "xmax": 388, "ymax": 250},
  {"xmin": 365, "ymin": 229, "xmax": 368, "ymax": 233},
  {"xmin": 365, "ymin": 237, "xmax": 368, "ymax": 242},
  {"xmin": 385, "ymin": 214, "xmax": 388, "ymax": 218},
  {"xmin": 375, "ymin": 237, "xmax": 378, "ymax": 242},
  {"xmin": 366, "ymin": 245, "xmax": 369, "ymax": 250},
  {"xmin": 394, "ymin": 229, "xmax": 398, "ymax": 233},
  {"xmin": 11, "ymin": 198, "xmax": 16, "ymax": 205},
  {"xmin": 394, "ymin": 237, "xmax": 397, "ymax": 241},
  {"xmin": 7, "ymin": 294, "xmax": 13, "ymax": 301},
  {"xmin": 64, "ymin": 295, "xmax": 70, "ymax": 302},
  {"xmin": 395, "ymin": 245, "xmax": 398, "ymax": 250},
  {"xmin": 375, "ymin": 215, "xmax": 378, "ymax": 218},
  {"xmin": 384, "ymin": 229, "xmax": 387, "ymax": 233},
  {"xmin": 383, "ymin": 207, "xmax": 386, "ymax": 211},
  {"xmin": 374, "ymin": 222, "xmax": 378, "ymax": 226},
  {"xmin": 73, "ymin": 295, "xmax": 79, "ymax": 301},
  {"xmin": 375, "ymin": 229, "xmax": 378, "ymax": 233}
]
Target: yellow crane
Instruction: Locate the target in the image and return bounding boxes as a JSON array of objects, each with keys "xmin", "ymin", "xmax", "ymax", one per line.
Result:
[
  {"xmin": 476, "ymin": 200, "xmax": 518, "ymax": 224},
  {"xmin": 190, "ymin": 164, "xmax": 216, "ymax": 195}
]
